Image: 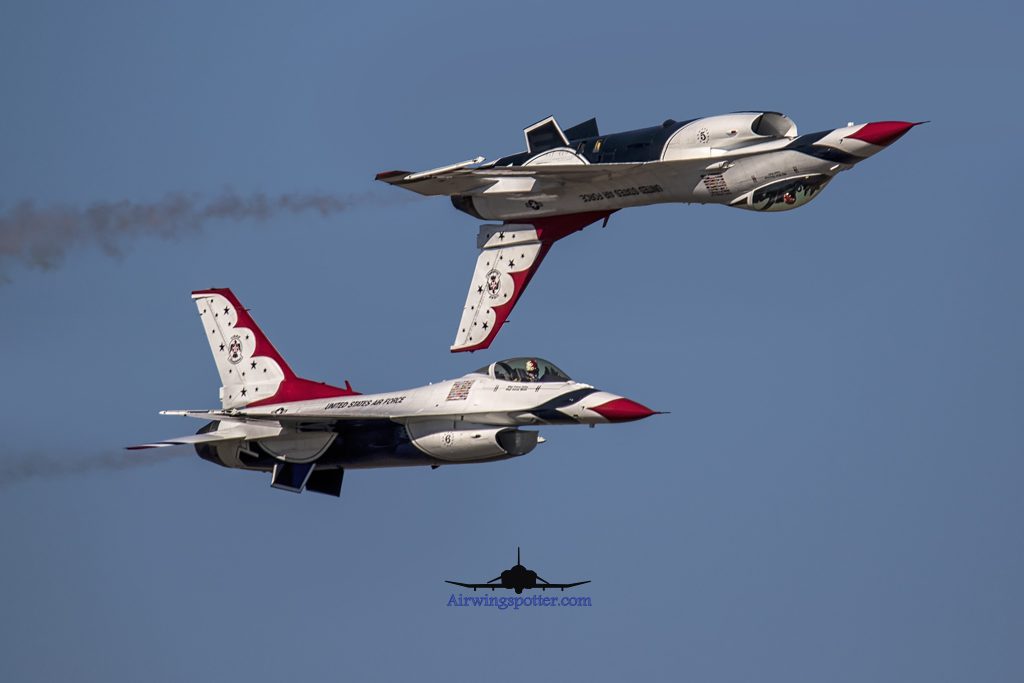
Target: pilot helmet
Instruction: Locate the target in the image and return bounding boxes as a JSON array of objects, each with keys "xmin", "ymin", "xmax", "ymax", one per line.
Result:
[{"xmin": 525, "ymin": 359, "xmax": 539, "ymax": 376}]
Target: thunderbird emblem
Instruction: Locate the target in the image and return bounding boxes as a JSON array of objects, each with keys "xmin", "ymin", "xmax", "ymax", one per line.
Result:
[
  {"xmin": 485, "ymin": 269, "xmax": 502, "ymax": 298},
  {"xmin": 227, "ymin": 335, "xmax": 243, "ymax": 364}
]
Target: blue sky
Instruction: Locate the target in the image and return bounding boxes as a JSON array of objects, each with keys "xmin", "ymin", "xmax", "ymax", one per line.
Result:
[{"xmin": 1, "ymin": 1, "xmax": 1021, "ymax": 681}]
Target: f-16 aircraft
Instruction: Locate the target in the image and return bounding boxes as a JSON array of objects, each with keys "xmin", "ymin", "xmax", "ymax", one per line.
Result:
[
  {"xmin": 446, "ymin": 547, "xmax": 590, "ymax": 594},
  {"xmin": 377, "ymin": 112, "xmax": 922, "ymax": 352},
  {"xmin": 128, "ymin": 288, "xmax": 658, "ymax": 497}
]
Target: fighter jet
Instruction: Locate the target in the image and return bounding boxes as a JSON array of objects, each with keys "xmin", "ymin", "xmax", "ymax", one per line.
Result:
[
  {"xmin": 377, "ymin": 112, "xmax": 922, "ymax": 352},
  {"xmin": 128, "ymin": 288, "xmax": 658, "ymax": 497},
  {"xmin": 446, "ymin": 547, "xmax": 589, "ymax": 594}
]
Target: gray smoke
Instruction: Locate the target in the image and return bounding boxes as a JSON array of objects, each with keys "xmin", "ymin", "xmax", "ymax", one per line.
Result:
[
  {"xmin": 0, "ymin": 190, "xmax": 384, "ymax": 283},
  {"xmin": 0, "ymin": 449, "xmax": 181, "ymax": 489}
]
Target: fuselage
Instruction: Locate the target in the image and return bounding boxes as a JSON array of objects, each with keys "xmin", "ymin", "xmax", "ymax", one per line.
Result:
[
  {"xmin": 451, "ymin": 112, "xmax": 918, "ymax": 221},
  {"xmin": 195, "ymin": 357, "xmax": 654, "ymax": 473},
  {"xmin": 235, "ymin": 374, "xmax": 612, "ymax": 426}
]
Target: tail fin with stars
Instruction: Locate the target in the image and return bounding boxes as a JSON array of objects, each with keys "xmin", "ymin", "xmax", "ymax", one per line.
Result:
[{"xmin": 190, "ymin": 288, "xmax": 357, "ymax": 409}]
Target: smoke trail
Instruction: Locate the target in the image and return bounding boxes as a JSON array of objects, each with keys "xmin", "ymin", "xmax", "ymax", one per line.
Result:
[
  {"xmin": 0, "ymin": 449, "xmax": 182, "ymax": 489},
  {"xmin": 0, "ymin": 189, "xmax": 387, "ymax": 283}
]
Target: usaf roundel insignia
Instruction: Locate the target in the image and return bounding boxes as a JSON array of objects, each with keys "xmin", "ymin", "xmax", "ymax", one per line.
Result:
[
  {"xmin": 227, "ymin": 335, "xmax": 244, "ymax": 364},
  {"xmin": 485, "ymin": 269, "xmax": 502, "ymax": 298}
]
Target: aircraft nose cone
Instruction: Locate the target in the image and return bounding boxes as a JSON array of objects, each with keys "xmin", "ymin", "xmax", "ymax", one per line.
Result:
[
  {"xmin": 589, "ymin": 398, "xmax": 658, "ymax": 423},
  {"xmin": 846, "ymin": 120, "xmax": 921, "ymax": 147}
]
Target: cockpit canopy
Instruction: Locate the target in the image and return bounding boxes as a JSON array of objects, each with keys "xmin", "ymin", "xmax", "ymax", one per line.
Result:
[{"xmin": 474, "ymin": 357, "xmax": 572, "ymax": 383}]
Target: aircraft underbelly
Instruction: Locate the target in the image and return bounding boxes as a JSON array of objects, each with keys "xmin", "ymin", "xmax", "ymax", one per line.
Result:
[
  {"xmin": 467, "ymin": 151, "xmax": 838, "ymax": 221},
  {"xmin": 466, "ymin": 168, "xmax": 709, "ymax": 220}
]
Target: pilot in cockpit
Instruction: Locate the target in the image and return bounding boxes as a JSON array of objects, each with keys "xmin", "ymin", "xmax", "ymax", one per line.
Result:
[{"xmin": 524, "ymin": 359, "xmax": 540, "ymax": 382}]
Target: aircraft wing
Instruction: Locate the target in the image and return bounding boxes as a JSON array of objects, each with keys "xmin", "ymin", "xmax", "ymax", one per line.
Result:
[
  {"xmin": 377, "ymin": 160, "xmax": 650, "ymax": 197},
  {"xmin": 445, "ymin": 581, "xmax": 501, "ymax": 590},
  {"xmin": 444, "ymin": 580, "xmax": 591, "ymax": 590},
  {"xmin": 154, "ymin": 408, "xmax": 419, "ymax": 423},
  {"xmin": 126, "ymin": 420, "xmax": 283, "ymax": 449},
  {"xmin": 537, "ymin": 580, "xmax": 591, "ymax": 590},
  {"xmin": 127, "ymin": 409, "xmax": 378, "ymax": 451},
  {"xmin": 451, "ymin": 211, "xmax": 612, "ymax": 352}
]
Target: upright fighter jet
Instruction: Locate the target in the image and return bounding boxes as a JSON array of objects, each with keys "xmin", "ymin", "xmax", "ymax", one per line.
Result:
[
  {"xmin": 446, "ymin": 547, "xmax": 590, "ymax": 594},
  {"xmin": 129, "ymin": 289, "xmax": 658, "ymax": 497},
  {"xmin": 377, "ymin": 112, "xmax": 922, "ymax": 352}
]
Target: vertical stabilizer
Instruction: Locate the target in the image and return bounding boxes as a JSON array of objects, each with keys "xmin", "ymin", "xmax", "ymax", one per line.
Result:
[{"xmin": 191, "ymin": 288, "xmax": 356, "ymax": 409}]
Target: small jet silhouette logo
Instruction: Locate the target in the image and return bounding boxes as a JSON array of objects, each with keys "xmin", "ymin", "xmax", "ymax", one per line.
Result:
[{"xmin": 446, "ymin": 547, "xmax": 590, "ymax": 595}]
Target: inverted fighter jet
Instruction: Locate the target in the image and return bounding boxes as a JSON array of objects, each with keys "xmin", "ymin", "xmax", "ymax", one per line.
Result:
[
  {"xmin": 128, "ymin": 288, "xmax": 658, "ymax": 497},
  {"xmin": 446, "ymin": 547, "xmax": 590, "ymax": 594},
  {"xmin": 377, "ymin": 112, "xmax": 922, "ymax": 352}
]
